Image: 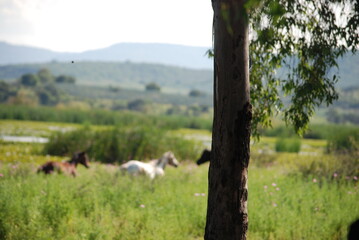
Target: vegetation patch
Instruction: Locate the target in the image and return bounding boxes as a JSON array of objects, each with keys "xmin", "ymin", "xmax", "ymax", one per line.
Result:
[{"xmin": 43, "ymin": 125, "xmax": 203, "ymax": 164}]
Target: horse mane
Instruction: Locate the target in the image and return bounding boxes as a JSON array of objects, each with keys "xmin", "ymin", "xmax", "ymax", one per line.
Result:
[{"xmin": 154, "ymin": 151, "xmax": 174, "ymax": 169}]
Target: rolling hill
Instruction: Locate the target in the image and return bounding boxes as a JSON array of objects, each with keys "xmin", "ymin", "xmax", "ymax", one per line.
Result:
[
  {"xmin": 0, "ymin": 41, "xmax": 358, "ymax": 93},
  {"xmin": 0, "ymin": 61, "xmax": 213, "ymax": 94}
]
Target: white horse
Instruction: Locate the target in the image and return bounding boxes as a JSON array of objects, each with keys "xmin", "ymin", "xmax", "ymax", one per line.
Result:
[{"xmin": 119, "ymin": 151, "xmax": 179, "ymax": 179}]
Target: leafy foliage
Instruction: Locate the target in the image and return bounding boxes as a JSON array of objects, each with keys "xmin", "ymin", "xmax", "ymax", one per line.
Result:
[{"xmin": 247, "ymin": 0, "xmax": 359, "ymax": 135}]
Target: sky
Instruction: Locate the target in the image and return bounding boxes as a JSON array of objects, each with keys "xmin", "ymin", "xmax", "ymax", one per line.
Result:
[{"xmin": 0, "ymin": 0, "xmax": 213, "ymax": 52}]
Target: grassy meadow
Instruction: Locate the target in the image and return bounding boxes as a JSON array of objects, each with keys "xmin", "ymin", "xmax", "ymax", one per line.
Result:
[{"xmin": 0, "ymin": 120, "xmax": 358, "ymax": 240}]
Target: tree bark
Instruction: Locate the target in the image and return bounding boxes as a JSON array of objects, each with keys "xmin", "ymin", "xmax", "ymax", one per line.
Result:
[{"xmin": 205, "ymin": 0, "xmax": 251, "ymax": 239}]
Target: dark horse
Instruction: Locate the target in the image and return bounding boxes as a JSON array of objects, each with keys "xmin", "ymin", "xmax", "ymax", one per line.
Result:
[
  {"xmin": 196, "ymin": 149, "xmax": 211, "ymax": 165},
  {"xmin": 37, "ymin": 152, "xmax": 90, "ymax": 177},
  {"xmin": 348, "ymin": 218, "xmax": 359, "ymax": 240}
]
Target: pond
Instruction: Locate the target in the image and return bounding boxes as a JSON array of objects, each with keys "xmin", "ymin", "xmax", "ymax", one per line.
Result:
[{"xmin": 0, "ymin": 135, "xmax": 49, "ymax": 143}]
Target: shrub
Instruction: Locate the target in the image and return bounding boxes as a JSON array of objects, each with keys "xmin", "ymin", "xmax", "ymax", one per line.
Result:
[
  {"xmin": 189, "ymin": 90, "xmax": 204, "ymax": 97},
  {"xmin": 43, "ymin": 126, "xmax": 201, "ymax": 164},
  {"xmin": 275, "ymin": 138, "xmax": 301, "ymax": 153},
  {"xmin": 327, "ymin": 129, "xmax": 359, "ymax": 154},
  {"xmin": 145, "ymin": 82, "xmax": 161, "ymax": 91},
  {"xmin": 127, "ymin": 99, "xmax": 148, "ymax": 112},
  {"xmin": 43, "ymin": 125, "xmax": 93, "ymax": 156},
  {"xmin": 293, "ymin": 154, "xmax": 359, "ymax": 180}
]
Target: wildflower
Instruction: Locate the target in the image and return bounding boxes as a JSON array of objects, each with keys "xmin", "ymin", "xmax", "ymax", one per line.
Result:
[
  {"xmin": 264, "ymin": 185, "xmax": 268, "ymax": 189},
  {"xmin": 272, "ymin": 202, "xmax": 277, "ymax": 207},
  {"xmin": 272, "ymin": 183, "xmax": 277, "ymax": 187},
  {"xmin": 276, "ymin": 187, "xmax": 280, "ymax": 191},
  {"xmin": 201, "ymin": 193, "xmax": 206, "ymax": 196},
  {"xmin": 139, "ymin": 204, "xmax": 145, "ymax": 208},
  {"xmin": 312, "ymin": 178, "xmax": 317, "ymax": 183},
  {"xmin": 333, "ymin": 173, "xmax": 338, "ymax": 178},
  {"xmin": 0, "ymin": 173, "xmax": 3, "ymax": 177},
  {"xmin": 194, "ymin": 193, "xmax": 200, "ymax": 197},
  {"xmin": 354, "ymin": 176, "xmax": 358, "ymax": 181}
]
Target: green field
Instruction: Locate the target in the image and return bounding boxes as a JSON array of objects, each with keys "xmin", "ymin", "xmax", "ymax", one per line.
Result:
[{"xmin": 0, "ymin": 120, "xmax": 358, "ymax": 239}]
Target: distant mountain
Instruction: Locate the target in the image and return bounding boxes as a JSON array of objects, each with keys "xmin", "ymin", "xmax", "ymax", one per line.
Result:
[
  {"xmin": 0, "ymin": 41, "xmax": 213, "ymax": 69},
  {"xmin": 0, "ymin": 42, "xmax": 59, "ymax": 64}
]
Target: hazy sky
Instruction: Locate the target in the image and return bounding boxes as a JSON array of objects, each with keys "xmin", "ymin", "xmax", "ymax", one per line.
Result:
[{"xmin": 0, "ymin": 0, "xmax": 213, "ymax": 52}]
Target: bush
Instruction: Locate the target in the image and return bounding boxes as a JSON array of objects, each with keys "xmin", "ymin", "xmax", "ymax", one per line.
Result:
[
  {"xmin": 43, "ymin": 126, "xmax": 201, "ymax": 164},
  {"xmin": 145, "ymin": 82, "xmax": 161, "ymax": 91},
  {"xmin": 293, "ymin": 154, "xmax": 359, "ymax": 180},
  {"xmin": 275, "ymin": 138, "xmax": 301, "ymax": 153},
  {"xmin": 327, "ymin": 129, "xmax": 359, "ymax": 154},
  {"xmin": 43, "ymin": 125, "xmax": 94, "ymax": 156},
  {"xmin": 189, "ymin": 90, "xmax": 203, "ymax": 97}
]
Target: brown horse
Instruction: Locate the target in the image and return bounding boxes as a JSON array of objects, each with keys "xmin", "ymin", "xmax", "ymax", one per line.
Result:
[{"xmin": 37, "ymin": 152, "xmax": 90, "ymax": 177}]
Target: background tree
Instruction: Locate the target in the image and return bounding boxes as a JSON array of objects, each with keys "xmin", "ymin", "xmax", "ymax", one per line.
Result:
[
  {"xmin": 127, "ymin": 99, "xmax": 148, "ymax": 112},
  {"xmin": 0, "ymin": 80, "xmax": 12, "ymax": 102},
  {"xmin": 19, "ymin": 74, "xmax": 40, "ymax": 87},
  {"xmin": 189, "ymin": 89, "xmax": 204, "ymax": 97},
  {"xmin": 7, "ymin": 88, "xmax": 39, "ymax": 106},
  {"xmin": 205, "ymin": 0, "xmax": 358, "ymax": 239},
  {"xmin": 36, "ymin": 84, "xmax": 61, "ymax": 106},
  {"xmin": 37, "ymin": 68, "xmax": 55, "ymax": 84},
  {"xmin": 145, "ymin": 82, "xmax": 161, "ymax": 92},
  {"xmin": 55, "ymin": 75, "xmax": 76, "ymax": 84}
]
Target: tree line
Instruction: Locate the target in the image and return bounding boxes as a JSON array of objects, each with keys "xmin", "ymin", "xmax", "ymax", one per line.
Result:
[{"xmin": 0, "ymin": 69, "xmax": 75, "ymax": 106}]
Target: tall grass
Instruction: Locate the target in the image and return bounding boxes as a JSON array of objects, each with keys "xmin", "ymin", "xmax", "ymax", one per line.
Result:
[
  {"xmin": 0, "ymin": 104, "xmax": 212, "ymax": 130},
  {"xmin": 43, "ymin": 125, "xmax": 202, "ymax": 164},
  {"xmin": 0, "ymin": 163, "xmax": 208, "ymax": 240},
  {"xmin": 1, "ymin": 121, "xmax": 358, "ymax": 239},
  {"xmin": 248, "ymin": 167, "xmax": 359, "ymax": 240},
  {"xmin": 0, "ymin": 162, "xmax": 357, "ymax": 240}
]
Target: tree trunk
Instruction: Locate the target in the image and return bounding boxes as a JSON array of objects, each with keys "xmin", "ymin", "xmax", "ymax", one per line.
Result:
[{"xmin": 205, "ymin": 0, "xmax": 251, "ymax": 239}]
